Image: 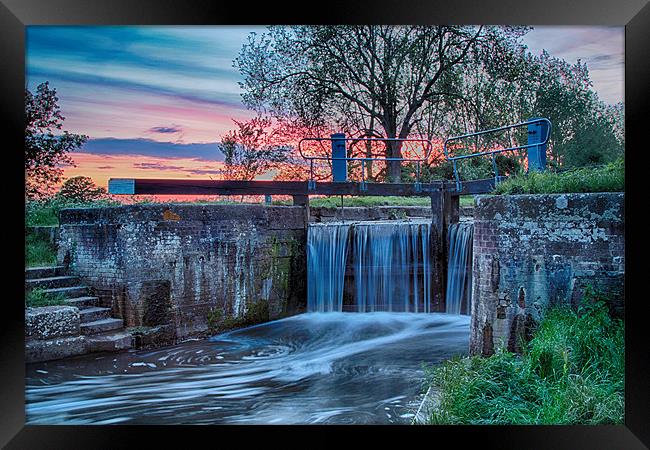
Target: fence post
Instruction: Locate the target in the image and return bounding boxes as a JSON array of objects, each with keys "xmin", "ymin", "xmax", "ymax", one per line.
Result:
[
  {"xmin": 331, "ymin": 133, "xmax": 347, "ymax": 182},
  {"xmin": 527, "ymin": 118, "xmax": 549, "ymax": 172}
]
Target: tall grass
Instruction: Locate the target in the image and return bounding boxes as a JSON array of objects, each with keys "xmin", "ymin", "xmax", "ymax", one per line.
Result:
[
  {"xmin": 25, "ymin": 232, "xmax": 57, "ymax": 268},
  {"xmin": 424, "ymin": 294, "xmax": 624, "ymax": 425},
  {"xmin": 491, "ymin": 158, "xmax": 624, "ymax": 195}
]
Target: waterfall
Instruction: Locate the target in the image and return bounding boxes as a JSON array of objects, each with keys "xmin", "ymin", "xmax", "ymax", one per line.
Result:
[
  {"xmin": 307, "ymin": 223, "xmax": 351, "ymax": 312},
  {"xmin": 445, "ymin": 222, "xmax": 474, "ymax": 315},
  {"xmin": 307, "ymin": 220, "xmax": 432, "ymax": 313}
]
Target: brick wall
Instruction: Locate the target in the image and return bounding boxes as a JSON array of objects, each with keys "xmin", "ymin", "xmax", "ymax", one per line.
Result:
[
  {"xmin": 57, "ymin": 204, "xmax": 307, "ymax": 340},
  {"xmin": 470, "ymin": 193, "xmax": 624, "ymax": 355}
]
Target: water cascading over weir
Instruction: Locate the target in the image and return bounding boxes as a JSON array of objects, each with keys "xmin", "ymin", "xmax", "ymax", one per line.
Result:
[
  {"xmin": 307, "ymin": 220, "xmax": 432, "ymax": 313},
  {"xmin": 445, "ymin": 222, "xmax": 474, "ymax": 315}
]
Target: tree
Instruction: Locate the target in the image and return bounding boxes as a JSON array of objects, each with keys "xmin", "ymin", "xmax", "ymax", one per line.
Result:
[
  {"xmin": 235, "ymin": 25, "xmax": 521, "ymax": 181},
  {"xmin": 57, "ymin": 176, "xmax": 107, "ymax": 203},
  {"xmin": 25, "ymin": 82, "xmax": 88, "ymax": 200},
  {"xmin": 218, "ymin": 117, "xmax": 292, "ymax": 181}
]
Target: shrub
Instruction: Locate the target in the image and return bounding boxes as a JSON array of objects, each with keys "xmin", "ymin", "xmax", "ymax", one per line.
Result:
[
  {"xmin": 491, "ymin": 158, "xmax": 624, "ymax": 195},
  {"xmin": 424, "ymin": 293, "xmax": 624, "ymax": 425},
  {"xmin": 26, "ymin": 196, "xmax": 121, "ymax": 227}
]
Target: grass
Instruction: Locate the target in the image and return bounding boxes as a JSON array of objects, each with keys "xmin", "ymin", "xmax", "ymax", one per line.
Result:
[
  {"xmin": 26, "ymin": 197, "xmax": 121, "ymax": 227},
  {"xmin": 25, "ymin": 232, "xmax": 57, "ymax": 268},
  {"xmin": 491, "ymin": 158, "xmax": 624, "ymax": 195},
  {"xmin": 26, "ymin": 288, "xmax": 68, "ymax": 308},
  {"xmin": 423, "ymin": 292, "xmax": 624, "ymax": 425},
  {"xmin": 280, "ymin": 195, "xmax": 475, "ymax": 208}
]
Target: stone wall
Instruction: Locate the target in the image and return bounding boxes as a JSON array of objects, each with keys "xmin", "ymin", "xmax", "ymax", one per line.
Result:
[
  {"xmin": 57, "ymin": 204, "xmax": 307, "ymax": 341},
  {"xmin": 25, "ymin": 306, "xmax": 87, "ymax": 363},
  {"xmin": 470, "ymin": 193, "xmax": 624, "ymax": 356}
]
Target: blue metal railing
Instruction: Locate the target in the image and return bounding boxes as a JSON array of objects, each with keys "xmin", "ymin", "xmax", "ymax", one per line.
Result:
[
  {"xmin": 443, "ymin": 118, "xmax": 552, "ymax": 192},
  {"xmin": 298, "ymin": 137, "xmax": 433, "ymax": 192}
]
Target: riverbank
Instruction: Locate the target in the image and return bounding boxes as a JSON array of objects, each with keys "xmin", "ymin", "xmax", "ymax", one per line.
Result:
[{"xmin": 419, "ymin": 294, "xmax": 624, "ymax": 424}]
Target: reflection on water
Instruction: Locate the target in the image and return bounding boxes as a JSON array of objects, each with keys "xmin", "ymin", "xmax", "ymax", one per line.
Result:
[{"xmin": 26, "ymin": 312, "xmax": 470, "ymax": 424}]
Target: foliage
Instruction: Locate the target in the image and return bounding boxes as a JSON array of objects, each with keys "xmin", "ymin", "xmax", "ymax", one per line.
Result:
[
  {"xmin": 57, "ymin": 176, "xmax": 107, "ymax": 202},
  {"xmin": 219, "ymin": 117, "xmax": 292, "ymax": 181},
  {"xmin": 235, "ymin": 26, "xmax": 526, "ymax": 181},
  {"xmin": 25, "ymin": 232, "xmax": 57, "ymax": 268},
  {"xmin": 26, "ymin": 196, "xmax": 121, "ymax": 227},
  {"xmin": 269, "ymin": 195, "xmax": 475, "ymax": 207},
  {"xmin": 233, "ymin": 26, "xmax": 622, "ymax": 182},
  {"xmin": 423, "ymin": 294, "xmax": 624, "ymax": 425},
  {"xmin": 25, "ymin": 82, "xmax": 88, "ymax": 200},
  {"xmin": 491, "ymin": 157, "xmax": 624, "ymax": 195},
  {"xmin": 26, "ymin": 288, "xmax": 68, "ymax": 307}
]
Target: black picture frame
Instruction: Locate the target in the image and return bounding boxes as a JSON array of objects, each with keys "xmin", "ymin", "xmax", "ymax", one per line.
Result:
[{"xmin": 2, "ymin": 0, "xmax": 647, "ymax": 447}]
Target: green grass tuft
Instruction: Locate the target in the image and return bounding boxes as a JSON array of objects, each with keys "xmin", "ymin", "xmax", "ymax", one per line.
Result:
[
  {"xmin": 491, "ymin": 158, "xmax": 624, "ymax": 195},
  {"xmin": 26, "ymin": 288, "xmax": 68, "ymax": 308},
  {"xmin": 424, "ymin": 293, "xmax": 624, "ymax": 425},
  {"xmin": 25, "ymin": 232, "xmax": 57, "ymax": 268}
]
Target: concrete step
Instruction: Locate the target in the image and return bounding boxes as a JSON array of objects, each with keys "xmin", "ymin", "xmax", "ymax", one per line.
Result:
[
  {"xmin": 65, "ymin": 296, "xmax": 99, "ymax": 308},
  {"xmin": 42, "ymin": 286, "xmax": 89, "ymax": 299},
  {"xmin": 81, "ymin": 318, "xmax": 124, "ymax": 335},
  {"xmin": 25, "ymin": 266, "xmax": 66, "ymax": 280},
  {"xmin": 87, "ymin": 331, "xmax": 133, "ymax": 352},
  {"xmin": 79, "ymin": 306, "xmax": 112, "ymax": 323},
  {"xmin": 26, "ymin": 276, "xmax": 80, "ymax": 291}
]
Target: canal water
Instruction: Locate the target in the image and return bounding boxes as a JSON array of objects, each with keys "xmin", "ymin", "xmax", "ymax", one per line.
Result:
[{"xmin": 26, "ymin": 312, "xmax": 469, "ymax": 424}]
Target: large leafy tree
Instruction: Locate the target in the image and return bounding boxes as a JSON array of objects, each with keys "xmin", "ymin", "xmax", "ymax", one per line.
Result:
[
  {"xmin": 25, "ymin": 82, "xmax": 88, "ymax": 199},
  {"xmin": 235, "ymin": 25, "xmax": 526, "ymax": 181},
  {"xmin": 234, "ymin": 26, "xmax": 622, "ymax": 183}
]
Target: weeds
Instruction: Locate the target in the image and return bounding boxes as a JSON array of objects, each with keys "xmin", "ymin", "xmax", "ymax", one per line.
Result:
[
  {"xmin": 26, "ymin": 288, "xmax": 68, "ymax": 308},
  {"xmin": 25, "ymin": 232, "xmax": 57, "ymax": 268},
  {"xmin": 424, "ymin": 294, "xmax": 624, "ymax": 425},
  {"xmin": 491, "ymin": 158, "xmax": 624, "ymax": 195}
]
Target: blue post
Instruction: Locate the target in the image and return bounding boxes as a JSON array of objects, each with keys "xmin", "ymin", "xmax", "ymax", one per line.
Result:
[
  {"xmin": 331, "ymin": 133, "xmax": 347, "ymax": 182},
  {"xmin": 527, "ymin": 118, "xmax": 549, "ymax": 172}
]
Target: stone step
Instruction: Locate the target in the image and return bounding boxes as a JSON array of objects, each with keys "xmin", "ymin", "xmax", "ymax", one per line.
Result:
[
  {"xmin": 26, "ymin": 276, "xmax": 80, "ymax": 291},
  {"xmin": 81, "ymin": 318, "xmax": 124, "ymax": 335},
  {"xmin": 79, "ymin": 306, "xmax": 112, "ymax": 323},
  {"xmin": 25, "ymin": 266, "xmax": 66, "ymax": 280},
  {"xmin": 65, "ymin": 296, "xmax": 99, "ymax": 308},
  {"xmin": 86, "ymin": 331, "xmax": 133, "ymax": 353},
  {"xmin": 42, "ymin": 286, "xmax": 89, "ymax": 299}
]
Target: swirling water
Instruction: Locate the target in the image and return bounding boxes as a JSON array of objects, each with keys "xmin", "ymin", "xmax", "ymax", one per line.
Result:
[{"xmin": 26, "ymin": 312, "xmax": 470, "ymax": 424}]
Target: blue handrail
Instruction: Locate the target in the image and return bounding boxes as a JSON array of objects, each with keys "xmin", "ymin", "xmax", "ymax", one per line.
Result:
[{"xmin": 443, "ymin": 118, "xmax": 552, "ymax": 192}]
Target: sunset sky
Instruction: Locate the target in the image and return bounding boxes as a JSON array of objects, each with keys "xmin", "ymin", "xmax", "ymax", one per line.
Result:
[{"xmin": 25, "ymin": 26, "xmax": 624, "ymax": 189}]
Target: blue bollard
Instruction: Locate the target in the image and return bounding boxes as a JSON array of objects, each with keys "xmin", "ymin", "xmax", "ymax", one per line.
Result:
[
  {"xmin": 527, "ymin": 118, "xmax": 549, "ymax": 172},
  {"xmin": 331, "ymin": 133, "xmax": 347, "ymax": 182}
]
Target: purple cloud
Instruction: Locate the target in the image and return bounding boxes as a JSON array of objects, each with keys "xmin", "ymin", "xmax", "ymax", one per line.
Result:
[{"xmin": 149, "ymin": 125, "xmax": 183, "ymax": 134}]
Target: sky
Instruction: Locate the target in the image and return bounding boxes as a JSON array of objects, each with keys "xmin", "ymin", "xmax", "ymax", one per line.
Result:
[{"xmin": 25, "ymin": 25, "xmax": 624, "ymax": 189}]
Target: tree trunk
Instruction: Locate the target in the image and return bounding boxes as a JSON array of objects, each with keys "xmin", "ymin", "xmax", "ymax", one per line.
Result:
[{"xmin": 387, "ymin": 140, "xmax": 403, "ymax": 182}]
